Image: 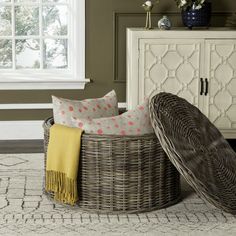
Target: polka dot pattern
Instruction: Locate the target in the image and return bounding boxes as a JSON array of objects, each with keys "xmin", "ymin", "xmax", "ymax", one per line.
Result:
[
  {"xmin": 71, "ymin": 100, "xmax": 154, "ymax": 135},
  {"xmin": 52, "ymin": 90, "xmax": 119, "ymax": 126}
]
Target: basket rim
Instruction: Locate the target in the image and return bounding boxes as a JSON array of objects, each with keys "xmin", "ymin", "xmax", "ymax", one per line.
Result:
[{"xmin": 43, "ymin": 117, "xmax": 157, "ymax": 139}]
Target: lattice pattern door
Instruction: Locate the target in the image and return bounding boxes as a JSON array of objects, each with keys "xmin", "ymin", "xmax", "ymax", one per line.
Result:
[
  {"xmin": 139, "ymin": 39, "xmax": 204, "ymax": 108},
  {"xmin": 205, "ymin": 40, "xmax": 236, "ymax": 130}
]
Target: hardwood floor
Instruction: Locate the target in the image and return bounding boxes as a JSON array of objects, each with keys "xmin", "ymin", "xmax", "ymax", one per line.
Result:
[
  {"xmin": 0, "ymin": 140, "xmax": 44, "ymax": 154},
  {"xmin": 0, "ymin": 139, "xmax": 235, "ymax": 154}
]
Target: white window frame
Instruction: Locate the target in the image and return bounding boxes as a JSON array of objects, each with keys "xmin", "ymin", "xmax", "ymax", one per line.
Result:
[{"xmin": 0, "ymin": 0, "xmax": 88, "ymax": 90}]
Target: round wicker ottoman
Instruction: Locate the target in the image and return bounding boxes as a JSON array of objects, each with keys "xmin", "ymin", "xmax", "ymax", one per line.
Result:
[{"xmin": 43, "ymin": 117, "xmax": 181, "ymax": 213}]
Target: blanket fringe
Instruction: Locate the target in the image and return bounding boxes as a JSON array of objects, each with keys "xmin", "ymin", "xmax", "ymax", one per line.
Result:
[{"xmin": 46, "ymin": 171, "xmax": 78, "ymax": 205}]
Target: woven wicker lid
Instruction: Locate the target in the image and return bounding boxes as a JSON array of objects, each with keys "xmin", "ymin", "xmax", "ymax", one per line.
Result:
[{"xmin": 149, "ymin": 92, "xmax": 236, "ymax": 214}]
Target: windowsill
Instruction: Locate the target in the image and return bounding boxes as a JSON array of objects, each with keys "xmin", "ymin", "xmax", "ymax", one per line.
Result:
[{"xmin": 0, "ymin": 79, "xmax": 90, "ymax": 90}]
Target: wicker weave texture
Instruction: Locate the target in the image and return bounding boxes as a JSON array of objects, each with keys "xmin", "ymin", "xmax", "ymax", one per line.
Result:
[
  {"xmin": 43, "ymin": 117, "xmax": 181, "ymax": 213},
  {"xmin": 149, "ymin": 92, "xmax": 236, "ymax": 214}
]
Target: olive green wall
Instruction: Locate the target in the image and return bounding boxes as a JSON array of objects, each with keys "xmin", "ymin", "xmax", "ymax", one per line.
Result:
[{"xmin": 0, "ymin": 0, "xmax": 236, "ymax": 120}]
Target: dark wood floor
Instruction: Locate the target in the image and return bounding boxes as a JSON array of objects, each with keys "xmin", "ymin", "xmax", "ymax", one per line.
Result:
[
  {"xmin": 0, "ymin": 140, "xmax": 44, "ymax": 154},
  {"xmin": 0, "ymin": 139, "xmax": 235, "ymax": 154}
]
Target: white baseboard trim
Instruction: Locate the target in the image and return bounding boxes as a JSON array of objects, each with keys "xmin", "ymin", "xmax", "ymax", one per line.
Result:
[
  {"xmin": 0, "ymin": 103, "xmax": 127, "ymax": 110},
  {"xmin": 0, "ymin": 103, "xmax": 52, "ymax": 110},
  {"xmin": 0, "ymin": 120, "xmax": 44, "ymax": 140}
]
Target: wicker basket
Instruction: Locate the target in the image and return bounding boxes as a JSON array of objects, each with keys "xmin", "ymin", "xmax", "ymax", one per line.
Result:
[{"xmin": 43, "ymin": 117, "xmax": 181, "ymax": 213}]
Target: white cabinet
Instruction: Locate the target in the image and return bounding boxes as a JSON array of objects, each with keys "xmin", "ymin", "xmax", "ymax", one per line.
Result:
[
  {"xmin": 205, "ymin": 40, "xmax": 236, "ymax": 132},
  {"xmin": 127, "ymin": 28, "xmax": 236, "ymax": 138}
]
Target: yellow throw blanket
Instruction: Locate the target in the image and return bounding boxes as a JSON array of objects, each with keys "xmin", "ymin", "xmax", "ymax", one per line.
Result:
[{"xmin": 46, "ymin": 124, "xmax": 83, "ymax": 205}]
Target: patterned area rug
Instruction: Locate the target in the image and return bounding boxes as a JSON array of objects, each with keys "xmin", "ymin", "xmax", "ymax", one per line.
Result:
[{"xmin": 0, "ymin": 153, "xmax": 235, "ymax": 236}]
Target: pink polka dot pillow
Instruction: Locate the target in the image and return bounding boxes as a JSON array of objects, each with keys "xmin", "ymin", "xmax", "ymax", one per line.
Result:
[
  {"xmin": 70, "ymin": 100, "xmax": 154, "ymax": 135},
  {"xmin": 52, "ymin": 90, "xmax": 119, "ymax": 126}
]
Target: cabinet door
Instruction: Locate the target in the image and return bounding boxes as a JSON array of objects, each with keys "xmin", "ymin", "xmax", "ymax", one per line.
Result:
[
  {"xmin": 139, "ymin": 39, "xmax": 204, "ymax": 108},
  {"xmin": 205, "ymin": 40, "xmax": 236, "ymax": 134}
]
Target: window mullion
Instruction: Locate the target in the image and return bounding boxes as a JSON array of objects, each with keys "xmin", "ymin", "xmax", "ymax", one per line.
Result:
[
  {"xmin": 67, "ymin": 0, "xmax": 72, "ymax": 71},
  {"xmin": 12, "ymin": 0, "xmax": 16, "ymax": 70},
  {"xmin": 13, "ymin": 36, "xmax": 68, "ymax": 40},
  {"xmin": 39, "ymin": 0, "xmax": 43, "ymax": 70}
]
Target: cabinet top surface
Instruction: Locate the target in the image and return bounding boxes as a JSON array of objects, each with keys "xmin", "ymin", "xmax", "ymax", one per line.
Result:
[
  {"xmin": 127, "ymin": 28, "xmax": 236, "ymax": 38},
  {"xmin": 127, "ymin": 27, "xmax": 236, "ymax": 32}
]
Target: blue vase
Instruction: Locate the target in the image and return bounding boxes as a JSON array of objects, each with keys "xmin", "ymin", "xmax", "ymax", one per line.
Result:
[{"xmin": 182, "ymin": 2, "xmax": 212, "ymax": 29}]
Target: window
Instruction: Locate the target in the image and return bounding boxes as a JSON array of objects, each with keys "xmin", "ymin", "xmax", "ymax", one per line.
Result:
[{"xmin": 0, "ymin": 0, "xmax": 87, "ymax": 90}]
